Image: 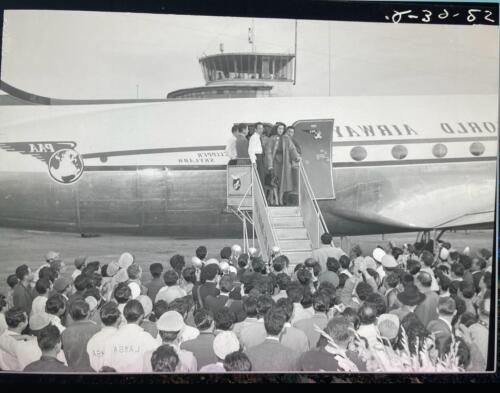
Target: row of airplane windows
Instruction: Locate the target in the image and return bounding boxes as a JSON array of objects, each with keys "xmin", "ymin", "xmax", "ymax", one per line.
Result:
[{"xmin": 349, "ymin": 142, "xmax": 486, "ymax": 161}]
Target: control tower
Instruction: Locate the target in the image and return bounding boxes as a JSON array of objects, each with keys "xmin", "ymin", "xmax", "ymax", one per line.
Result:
[{"xmin": 167, "ymin": 52, "xmax": 296, "ymax": 100}]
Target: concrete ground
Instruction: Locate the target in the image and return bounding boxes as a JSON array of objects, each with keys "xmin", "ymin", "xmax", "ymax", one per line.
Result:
[{"xmin": 0, "ymin": 227, "xmax": 494, "ymax": 294}]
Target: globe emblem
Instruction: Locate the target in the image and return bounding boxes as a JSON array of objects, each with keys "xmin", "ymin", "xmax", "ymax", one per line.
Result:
[{"xmin": 48, "ymin": 148, "xmax": 84, "ymax": 184}]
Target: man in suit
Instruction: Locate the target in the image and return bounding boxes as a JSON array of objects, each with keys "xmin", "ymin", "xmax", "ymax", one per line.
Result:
[
  {"xmin": 246, "ymin": 307, "xmax": 299, "ymax": 372},
  {"xmin": 192, "ymin": 264, "xmax": 220, "ymax": 310},
  {"xmin": 427, "ymin": 296, "xmax": 457, "ymax": 356},
  {"xmin": 235, "ymin": 123, "xmax": 250, "ymax": 160},
  {"xmin": 414, "ymin": 271, "xmax": 440, "ymax": 328},
  {"xmin": 205, "ymin": 275, "xmax": 244, "ymax": 321}
]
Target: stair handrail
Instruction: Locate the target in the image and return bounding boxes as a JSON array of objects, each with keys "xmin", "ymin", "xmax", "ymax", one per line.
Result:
[
  {"xmin": 251, "ymin": 164, "xmax": 280, "ymax": 259},
  {"xmin": 298, "ymin": 161, "xmax": 329, "ymax": 247}
]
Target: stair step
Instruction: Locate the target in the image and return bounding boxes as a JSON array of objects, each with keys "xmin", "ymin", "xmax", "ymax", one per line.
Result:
[
  {"xmin": 268, "ymin": 206, "xmax": 301, "ymax": 217},
  {"xmin": 275, "ymin": 227, "xmax": 309, "ymax": 240},
  {"xmin": 279, "ymin": 239, "xmax": 312, "ymax": 250},
  {"xmin": 282, "ymin": 250, "xmax": 313, "ymax": 266},
  {"xmin": 271, "ymin": 216, "xmax": 304, "ymax": 227}
]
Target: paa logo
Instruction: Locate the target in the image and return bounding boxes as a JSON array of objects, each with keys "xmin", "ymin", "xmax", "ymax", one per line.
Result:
[{"xmin": 0, "ymin": 141, "xmax": 85, "ymax": 184}]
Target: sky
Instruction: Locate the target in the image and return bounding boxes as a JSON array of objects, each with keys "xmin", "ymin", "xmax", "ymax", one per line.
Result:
[{"xmin": 1, "ymin": 10, "xmax": 498, "ymax": 99}]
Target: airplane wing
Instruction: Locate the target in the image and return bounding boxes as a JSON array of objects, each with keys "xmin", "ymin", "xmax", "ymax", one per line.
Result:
[{"xmin": 433, "ymin": 211, "xmax": 494, "ymax": 230}]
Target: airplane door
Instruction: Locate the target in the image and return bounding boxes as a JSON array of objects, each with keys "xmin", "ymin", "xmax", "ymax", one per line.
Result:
[{"xmin": 292, "ymin": 119, "xmax": 335, "ymax": 199}]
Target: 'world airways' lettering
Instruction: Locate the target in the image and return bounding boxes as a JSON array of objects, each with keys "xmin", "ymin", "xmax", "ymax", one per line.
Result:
[
  {"xmin": 441, "ymin": 122, "xmax": 497, "ymax": 134},
  {"xmin": 335, "ymin": 124, "xmax": 418, "ymax": 137}
]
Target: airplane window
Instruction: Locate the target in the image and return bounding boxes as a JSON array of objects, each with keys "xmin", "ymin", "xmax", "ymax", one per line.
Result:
[
  {"xmin": 350, "ymin": 146, "xmax": 367, "ymax": 161},
  {"xmin": 432, "ymin": 143, "xmax": 448, "ymax": 158},
  {"xmin": 470, "ymin": 142, "xmax": 485, "ymax": 156},
  {"xmin": 100, "ymin": 156, "xmax": 108, "ymax": 163},
  {"xmin": 391, "ymin": 145, "xmax": 408, "ymax": 160}
]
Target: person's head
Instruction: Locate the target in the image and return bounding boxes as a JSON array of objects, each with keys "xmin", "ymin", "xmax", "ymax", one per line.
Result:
[
  {"xmin": 169, "ymin": 254, "xmax": 185, "ymax": 274},
  {"xmin": 123, "ymin": 299, "xmax": 144, "ymax": 324},
  {"xmin": 163, "ymin": 270, "xmax": 179, "ymax": 287},
  {"xmin": 318, "ymin": 281, "xmax": 336, "ymax": 305},
  {"xmin": 320, "ymin": 232, "xmax": 333, "ymax": 246},
  {"xmin": 6, "ymin": 274, "xmax": 19, "ymax": 289},
  {"xmin": 15, "ymin": 264, "xmax": 31, "ymax": 282},
  {"xmin": 167, "ymin": 296, "xmax": 192, "ymax": 320},
  {"xmin": 407, "ymin": 259, "xmax": 421, "ymax": 275},
  {"xmin": 365, "ymin": 292, "xmax": 387, "ymax": 316},
  {"xmin": 182, "ymin": 266, "xmax": 197, "ymax": 285},
  {"xmin": 479, "ymin": 271, "xmax": 492, "ymax": 291},
  {"xmin": 35, "ymin": 277, "xmax": 52, "ymax": 296},
  {"xmin": 325, "ymin": 316, "xmax": 353, "ymax": 347},
  {"xmin": 200, "ymin": 264, "xmax": 220, "ymax": 283},
  {"xmin": 152, "ymin": 300, "xmax": 169, "ymax": 322},
  {"xmin": 296, "ymin": 267, "xmax": 312, "ymax": 286},
  {"xmin": 326, "ymin": 257, "xmax": 340, "ymax": 273},
  {"xmin": 358, "ymin": 303, "xmax": 377, "ymax": 326},
  {"xmin": 459, "ymin": 311, "xmax": 478, "ymax": 328},
  {"xmin": 350, "ymin": 244, "xmax": 363, "ymax": 259},
  {"xmin": 114, "ymin": 282, "xmax": 132, "ymax": 304},
  {"xmin": 471, "ymin": 257, "xmax": 487, "ymax": 272},
  {"xmin": 342, "ymin": 307, "xmax": 361, "ymax": 331},
  {"xmin": 37, "ymin": 324, "xmax": 62, "ymax": 355},
  {"xmin": 275, "ymin": 122, "xmax": 286, "ymax": 136},
  {"xmin": 238, "ymin": 123, "xmax": 249, "ymax": 136},
  {"xmin": 339, "ymin": 255, "xmax": 351, "ymax": 270},
  {"xmin": 243, "ymin": 296, "xmax": 259, "ymax": 318},
  {"xmin": 149, "ymin": 263, "xmax": 163, "ymax": 279},
  {"xmin": 74, "ymin": 274, "xmax": 91, "ymax": 292},
  {"xmin": 275, "ymin": 298, "xmax": 294, "ymax": 322},
  {"xmin": 451, "ymin": 263, "xmax": 465, "ymax": 279},
  {"xmin": 438, "ymin": 274, "xmax": 451, "ymax": 293},
  {"xmin": 224, "ymin": 351, "xmax": 252, "ymax": 372},
  {"xmin": 301, "ymin": 289, "xmax": 313, "ymax": 309},
  {"xmin": 286, "ymin": 281, "xmax": 304, "ymax": 303},
  {"xmin": 194, "ymin": 309, "xmax": 214, "ymax": 332},
  {"xmin": 231, "ymin": 124, "xmax": 239, "ymax": 137},
  {"xmin": 237, "ymin": 254, "xmax": 249, "ymax": 269},
  {"xmin": 420, "ymin": 250, "xmax": 434, "ymax": 268},
  {"xmin": 99, "ymin": 302, "xmax": 121, "ymax": 327},
  {"xmin": 151, "ymin": 344, "xmax": 179, "ymax": 372},
  {"xmin": 219, "ymin": 275, "xmax": 234, "ymax": 294},
  {"xmin": 256, "ymin": 294, "xmax": 275, "ymax": 318},
  {"xmin": 415, "ymin": 271, "xmax": 432, "ymax": 291},
  {"xmin": 214, "ymin": 308, "xmax": 235, "ymax": 331},
  {"xmin": 272, "ymin": 255, "xmax": 288, "ymax": 273},
  {"xmin": 355, "ymin": 281, "xmax": 373, "ymax": 302},
  {"xmin": 196, "ymin": 246, "xmax": 207, "ymax": 261},
  {"xmin": 127, "ymin": 264, "xmax": 142, "ymax": 281},
  {"xmin": 285, "ymin": 126, "xmax": 295, "ymax": 138},
  {"xmin": 5, "ymin": 307, "xmax": 28, "ymax": 331},
  {"xmin": 458, "ymin": 281, "xmax": 475, "ymax": 300},
  {"xmin": 401, "ymin": 273, "xmax": 415, "ymax": 288},
  {"xmin": 397, "ymin": 313, "xmax": 429, "ymax": 355},
  {"xmin": 437, "ymin": 296, "xmax": 456, "ymax": 318},
  {"xmin": 255, "ymin": 122, "xmax": 264, "ymax": 135},
  {"xmin": 459, "ymin": 254, "xmax": 472, "ymax": 271},
  {"xmin": 385, "ymin": 272, "xmax": 400, "ymax": 290},
  {"xmin": 69, "ymin": 300, "xmax": 90, "ymax": 321},
  {"xmin": 276, "ymin": 273, "xmax": 291, "ymax": 292},
  {"xmin": 263, "ymin": 307, "xmax": 287, "ymax": 337},
  {"xmin": 478, "ymin": 297, "xmax": 490, "ymax": 319},
  {"xmin": 45, "ymin": 294, "xmax": 66, "ymax": 317},
  {"xmin": 312, "ymin": 291, "xmax": 329, "ymax": 313},
  {"xmin": 251, "ymin": 257, "xmax": 266, "ymax": 274}
]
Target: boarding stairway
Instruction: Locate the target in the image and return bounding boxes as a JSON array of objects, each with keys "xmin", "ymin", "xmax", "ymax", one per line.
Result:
[{"xmin": 226, "ymin": 159, "xmax": 329, "ymax": 269}]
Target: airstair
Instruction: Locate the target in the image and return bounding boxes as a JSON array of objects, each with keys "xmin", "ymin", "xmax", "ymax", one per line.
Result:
[{"xmin": 226, "ymin": 159, "xmax": 329, "ymax": 269}]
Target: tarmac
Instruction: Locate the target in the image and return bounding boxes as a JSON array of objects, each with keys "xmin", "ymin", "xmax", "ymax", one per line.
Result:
[{"xmin": 0, "ymin": 227, "xmax": 494, "ymax": 294}]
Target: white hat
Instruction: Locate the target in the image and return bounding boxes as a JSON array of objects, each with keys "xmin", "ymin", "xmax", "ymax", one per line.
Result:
[
  {"xmin": 137, "ymin": 295, "xmax": 153, "ymax": 316},
  {"xmin": 439, "ymin": 247, "xmax": 450, "ymax": 261},
  {"xmin": 381, "ymin": 254, "xmax": 397, "ymax": 269},
  {"xmin": 463, "ymin": 246, "xmax": 471, "ymax": 256},
  {"xmin": 377, "ymin": 313, "xmax": 400, "ymax": 340},
  {"xmin": 29, "ymin": 313, "xmax": 51, "ymax": 331},
  {"xmin": 45, "ymin": 251, "xmax": 61, "ymax": 262},
  {"xmin": 228, "ymin": 266, "xmax": 238, "ymax": 275},
  {"xmin": 248, "ymin": 247, "xmax": 258, "ymax": 257},
  {"xmin": 372, "ymin": 248, "xmax": 386, "ymax": 263},
  {"xmin": 128, "ymin": 282, "xmax": 141, "ymax": 299},
  {"xmin": 191, "ymin": 256, "xmax": 203, "ymax": 269},
  {"xmin": 157, "ymin": 311, "xmax": 185, "ymax": 332},
  {"xmin": 213, "ymin": 331, "xmax": 240, "ymax": 360},
  {"xmin": 118, "ymin": 252, "xmax": 134, "ymax": 269},
  {"xmin": 271, "ymin": 246, "xmax": 280, "ymax": 253},
  {"xmin": 205, "ymin": 258, "xmax": 220, "ymax": 267},
  {"xmin": 364, "ymin": 256, "xmax": 377, "ymax": 271},
  {"xmin": 85, "ymin": 296, "xmax": 98, "ymax": 312},
  {"xmin": 231, "ymin": 245, "xmax": 242, "ymax": 253},
  {"xmin": 219, "ymin": 261, "xmax": 230, "ymax": 273}
]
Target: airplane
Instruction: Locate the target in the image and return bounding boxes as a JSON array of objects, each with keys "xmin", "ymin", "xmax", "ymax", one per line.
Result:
[{"xmin": 0, "ymin": 80, "xmax": 497, "ymax": 250}]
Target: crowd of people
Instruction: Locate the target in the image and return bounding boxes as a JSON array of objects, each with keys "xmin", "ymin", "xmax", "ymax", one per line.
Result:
[
  {"xmin": 226, "ymin": 122, "xmax": 302, "ymax": 206},
  {"xmin": 0, "ymin": 233, "xmax": 493, "ymax": 373}
]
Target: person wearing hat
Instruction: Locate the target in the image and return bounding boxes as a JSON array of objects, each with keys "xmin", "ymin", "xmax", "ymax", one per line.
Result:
[
  {"xmin": 142, "ymin": 311, "xmax": 196, "ymax": 372},
  {"xmin": 230, "ymin": 244, "xmax": 242, "ymax": 266},
  {"xmin": 33, "ymin": 251, "xmax": 61, "ymax": 283},
  {"xmin": 372, "ymin": 247, "xmax": 387, "ymax": 280},
  {"xmin": 24, "ymin": 325, "xmax": 73, "ymax": 372},
  {"xmin": 72, "ymin": 256, "xmax": 87, "ymax": 281},
  {"xmin": 53, "ymin": 277, "xmax": 73, "ymax": 301},
  {"xmin": 377, "ymin": 313, "xmax": 400, "ymax": 345},
  {"xmin": 311, "ymin": 233, "xmax": 347, "ymax": 274},
  {"xmin": 199, "ymin": 331, "xmax": 240, "ymax": 372},
  {"xmin": 101, "ymin": 300, "xmax": 161, "ymax": 372},
  {"xmin": 389, "ymin": 284, "xmax": 425, "ymax": 322}
]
